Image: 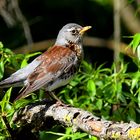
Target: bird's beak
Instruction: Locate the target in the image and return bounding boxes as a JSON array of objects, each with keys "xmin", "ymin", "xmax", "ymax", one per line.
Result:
[{"xmin": 79, "ymin": 26, "xmax": 92, "ymax": 35}]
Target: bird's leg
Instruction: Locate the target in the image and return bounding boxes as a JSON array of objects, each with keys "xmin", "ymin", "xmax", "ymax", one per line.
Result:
[
  {"xmin": 47, "ymin": 91, "xmax": 63, "ymax": 104},
  {"xmin": 46, "ymin": 91, "xmax": 71, "ymax": 107}
]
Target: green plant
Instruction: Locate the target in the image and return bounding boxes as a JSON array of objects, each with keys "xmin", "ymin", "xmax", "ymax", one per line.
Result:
[
  {"xmin": 0, "ymin": 34, "xmax": 140, "ymax": 139},
  {"xmin": 0, "ymin": 42, "xmax": 41, "ymax": 139}
]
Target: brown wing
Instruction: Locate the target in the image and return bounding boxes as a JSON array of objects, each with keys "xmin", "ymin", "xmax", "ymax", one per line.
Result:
[{"xmin": 15, "ymin": 46, "xmax": 77, "ymax": 100}]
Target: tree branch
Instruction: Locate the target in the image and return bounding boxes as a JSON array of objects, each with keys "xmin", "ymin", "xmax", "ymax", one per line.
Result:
[
  {"xmin": 120, "ymin": 0, "xmax": 140, "ymax": 34},
  {"xmin": 113, "ymin": 0, "xmax": 121, "ymax": 70},
  {"xmin": 0, "ymin": 0, "xmax": 33, "ymax": 46},
  {"xmin": 0, "ymin": 0, "xmax": 16, "ymax": 27},
  {"xmin": 13, "ymin": 37, "xmax": 135, "ymax": 57},
  {"xmin": 11, "ymin": 0, "xmax": 33, "ymax": 45},
  {"xmin": 12, "ymin": 100, "xmax": 140, "ymax": 139}
]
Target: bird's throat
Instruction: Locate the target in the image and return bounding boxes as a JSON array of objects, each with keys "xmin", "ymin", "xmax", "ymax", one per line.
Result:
[{"xmin": 66, "ymin": 41, "xmax": 83, "ymax": 60}]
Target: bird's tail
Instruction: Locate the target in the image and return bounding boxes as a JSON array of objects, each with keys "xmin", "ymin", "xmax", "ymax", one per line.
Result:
[
  {"xmin": 0, "ymin": 77, "xmax": 24, "ymax": 88},
  {"xmin": 14, "ymin": 85, "xmax": 31, "ymax": 101}
]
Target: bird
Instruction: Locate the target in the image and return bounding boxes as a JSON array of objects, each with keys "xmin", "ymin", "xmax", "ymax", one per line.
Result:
[{"xmin": 0, "ymin": 23, "xmax": 91, "ymax": 101}]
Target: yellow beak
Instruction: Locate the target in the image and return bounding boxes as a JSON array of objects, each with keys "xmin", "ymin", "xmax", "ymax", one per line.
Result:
[{"xmin": 79, "ymin": 26, "xmax": 92, "ymax": 35}]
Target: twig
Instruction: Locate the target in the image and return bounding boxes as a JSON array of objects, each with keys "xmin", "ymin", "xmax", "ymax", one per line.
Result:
[
  {"xmin": 12, "ymin": 100, "xmax": 140, "ymax": 139},
  {"xmin": 120, "ymin": 0, "xmax": 140, "ymax": 34},
  {"xmin": 0, "ymin": 0, "xmax": 16, "ymax": 27},
  {"xmin": 114, "ymin": 0, "xmax": 121, "ymax": 72},
  {"xmin": 13, "ymin": 37, "xmax": 135, "ymax": 57},
  {"xmin": 0, "ymin": 0, "xmax": 33, "ymax": 46},
  {"xmin": 11, "ymin": 0, "xmax": 33, "ymax": 46}
]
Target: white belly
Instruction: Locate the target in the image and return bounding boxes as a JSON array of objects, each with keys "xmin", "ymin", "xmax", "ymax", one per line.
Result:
[{"xmin": 46, "ymin": 75, "xmax": 74, "ymax": 91}]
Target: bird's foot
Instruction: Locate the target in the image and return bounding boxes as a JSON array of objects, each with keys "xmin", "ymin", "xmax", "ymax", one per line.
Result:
[
  {"xmin": 46, "ymin": 91, "xmax": 71, "ymax": 107},
  {"xmin": 55, "ymin": 100, "xmax": 71, "ymax": 107}
]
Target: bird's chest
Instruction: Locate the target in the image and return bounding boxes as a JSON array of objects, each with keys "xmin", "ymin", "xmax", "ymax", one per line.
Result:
[
  {"xmin": 67, "ymin": 43, "xmax": 83, "ymax": 61},
  {"xmin": 44, "ymin": 44, "xmax": 83, "ymax": 92},
  {"xmin": 46, "ymin": 66, "xmax": 77, "ymax": 91}
]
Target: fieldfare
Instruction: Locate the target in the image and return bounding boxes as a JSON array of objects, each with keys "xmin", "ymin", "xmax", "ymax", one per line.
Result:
[{"xmin": 0, "ymin": 23, "xmax": 91, "ymax": 101}]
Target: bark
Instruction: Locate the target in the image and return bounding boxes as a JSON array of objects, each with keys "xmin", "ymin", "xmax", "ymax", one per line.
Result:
[{"xmin": 12, "ymin": 100, "xmax": 140, "ymax": 140}]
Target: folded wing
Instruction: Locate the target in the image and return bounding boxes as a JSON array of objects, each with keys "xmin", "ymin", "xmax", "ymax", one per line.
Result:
[
  {"xmin": 15, "ymin": 46, "xmax": 78, "ymax": 100},
  {"xmin": 0, "ymin": 58, "xmax": 42, "ymax": 88}
]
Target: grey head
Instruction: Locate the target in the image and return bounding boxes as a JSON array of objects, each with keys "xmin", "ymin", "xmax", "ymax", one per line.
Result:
[{"xmin": 55, "ymin": 23, "xmax": 91, "ymax": 46}]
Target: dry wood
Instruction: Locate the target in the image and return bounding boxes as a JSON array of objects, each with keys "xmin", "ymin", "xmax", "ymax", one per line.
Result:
[{"xmin": 12, "ymin": 100, "xmax": 140, "ymax": 140}]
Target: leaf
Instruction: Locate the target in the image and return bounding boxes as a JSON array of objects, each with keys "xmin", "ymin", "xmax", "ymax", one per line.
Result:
[
  {"xmin": 119, "ymin": 94, "xmax": 127, "ymax": 105},
  {"xmin": 0, "ymin": 60, "xmax": 4, "ymax": 79},
  {"xmin": 20, "ymin": 59, "xmax": 28, "ymax": 68},
  {"xmin": 88, "ymin": 135, "xmax": 98, "ymax": 140},
  {"xmin": 87, "ymin": 79, "xmax": 96, "ymax": 101},
  {"xmin": 71, "ymin": 132, "xmax": 87, "ymax": 140},
  {"xmin": 0, "ymin": 87, "xmax": 12, "ymax": 113},
  {"xmin": 133, "ymin": 33, "xmax": 140, "ymax": 53},
  {"xmin": 10, "ymin": 56, "xmax": 20, "ymax": 69},
  {"xmin": 25, "ymin": 52, "xmax": 41, "ymax": 59},
  {"xmin": 128, "ymin": 106, "xmax": 136, "ymax": 121},
  {"xmin": 116, "ymin": 82, "xmax": 122, "ymax": 100},
  {"xmin": 69, "ymin": 80, "xmax": 79, "ymax": 87},
  {"xmin": 4, "ymin": 48, "xmax": 13, "ymax": 54},
  {"xmin": 81, "ymin": 61, "xmax": 92, "ymax": 73},
  {"xmin": 0, "ymin": 135, "xmax": 6, "ymax": 140},
  {"xmin": 138, "ymin": 90, "xmax": 140, "ymax": 108},
  {"xmin": 96, "ymin": 99, "xmax": 102, "ymax": 110},
  {"xmin": 20, "ymin": 52, "xmax": 41, "ymax": 68},
  {"xmin": 129, "ymin": 33, "xmax": 140, "ymax": 53},
  {"xmin": 131, "ymin": 72, "xmax": 140, "ymax": 90},
  {"xmin": 0, "ymin": 42, "xmax": 3, "ymax": 49},
  {"xmin": 137, "ymin": 45, "xmax": 140, "ymax": 61},
  {"xmin": 45, "ymin": 131, "xmax": 65, "ymax": 136},
  {"xmin": 13, "ymin": 98, "xmax": 33, "ymax": 110}
]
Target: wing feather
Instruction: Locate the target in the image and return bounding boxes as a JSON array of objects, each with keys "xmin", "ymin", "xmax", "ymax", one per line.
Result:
[{"xmin": 15, "ymin": 46, "xmax": 78, "ymax": 100}]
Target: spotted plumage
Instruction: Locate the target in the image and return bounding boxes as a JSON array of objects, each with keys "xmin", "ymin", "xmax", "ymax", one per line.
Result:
[{"xmin": 0, "ymin": 23, "xmax": 91, "ymax": 101}]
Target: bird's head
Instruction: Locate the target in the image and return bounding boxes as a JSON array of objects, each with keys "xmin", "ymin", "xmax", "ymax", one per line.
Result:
[{"xmin": 55, "ymin": 23, "xmax": 92, "ymax": 46}]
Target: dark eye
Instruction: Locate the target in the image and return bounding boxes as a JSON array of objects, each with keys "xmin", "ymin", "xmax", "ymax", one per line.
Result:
[{"xmin": 71, "ymin": 29, "xmax": 77, "ymax": 34}]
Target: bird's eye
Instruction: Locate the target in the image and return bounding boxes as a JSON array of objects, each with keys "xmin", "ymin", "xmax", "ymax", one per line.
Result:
[{"xmin": 71, "ymin": 29, "xmax": 77, "ymax": 34}]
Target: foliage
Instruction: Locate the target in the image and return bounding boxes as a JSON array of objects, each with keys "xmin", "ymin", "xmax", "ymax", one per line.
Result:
[
  {"xmin": 0, "ymin": 35, "xmax": 140, "ymax": 139},
  {"xmin": 128, "ymin": 33, "xmax": 140, "ymax": 69}
]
